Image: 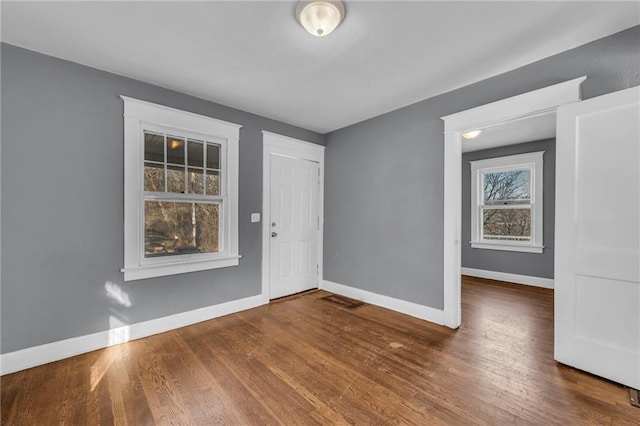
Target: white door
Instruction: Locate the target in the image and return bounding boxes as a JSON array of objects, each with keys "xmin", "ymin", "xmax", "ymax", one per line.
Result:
[
  {"xmin": 555, "ymin": 86, "xmax": 640, "ymax": 389},
  {"xmin": 269, "ymin": 153, "xmax": 320, "ymax": 299}
]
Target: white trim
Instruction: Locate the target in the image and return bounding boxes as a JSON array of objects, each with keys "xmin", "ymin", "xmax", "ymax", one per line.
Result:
[
  {"xmin": 121, "ymin": 96, "xmax": 241, "ymax": 281},
  {"xmin": 469, "ymin": 242, "xmax": 543, "ymax": 253},
  {"xmin": 262, "ymin": 131, "xmax": 326, "ymax": 157},
  {"xmin": 470, "ymin": 151, "xmax": 544, "ymax": 253},
  {"xmin": 440, "ymin": 76, "xmax": 585, "ymax": 329},
  {"xmin": 0, "ymin": 294, "xmax": 264, "ymax": 375},
  {"xmin": 120, "ymin": 96, "xmax": 242, "ymax": 139},
  {"xmin": 321, "ymin": 280, "xmax": 444, "ymax": 325},
  {"xmin": 441, "ymin": 77, "xmax": 586, "ymax": 130},
  {"xmin": 461, "ymin": 267, "xmax": 554, "ymax": 289},
  {"xmin": 468, "ymin": 151, "xmax": 544, "ymax": 167},
  {"xmin": 121, "ymin": 255, "xmax": 242, "ymax": 281},
  {"xmin": 262, "ymin": 132, "xmax": 325, "ymax": 304}
]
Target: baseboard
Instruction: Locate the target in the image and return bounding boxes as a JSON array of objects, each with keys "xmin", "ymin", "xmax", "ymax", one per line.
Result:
[
  {"xmin": 461, "ymin": 267, "xmax": 554, "ymax": 289},
  {"xmin": 321, "ymin": 280, "xmax": 444, "ymax": 325},
  {"xmin": 0, "ymin": 294, "xmax": 264, "ymax": 375}
]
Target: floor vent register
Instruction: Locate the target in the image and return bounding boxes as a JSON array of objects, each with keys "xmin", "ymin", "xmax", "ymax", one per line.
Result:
[{"xmin": 321, "ymin": 294, "xmax": 366, "ymax": 310}]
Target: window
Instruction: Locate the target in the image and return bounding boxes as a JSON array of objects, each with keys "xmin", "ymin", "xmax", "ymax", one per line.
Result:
[
  {"xmin": 121, "ymin": 96, "xmax": 241, "ymax": 281},
  {"xmin": 470, "ymin": 151, "xmax": 544, "ymax": 253}
]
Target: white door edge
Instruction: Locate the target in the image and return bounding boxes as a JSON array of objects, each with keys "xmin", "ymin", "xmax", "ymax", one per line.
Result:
[{"xmin": 262, "ymin": 132, "xmax": 325, "ymax": 303}]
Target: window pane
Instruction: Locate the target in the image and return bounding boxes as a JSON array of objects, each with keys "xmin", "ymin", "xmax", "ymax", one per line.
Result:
[
  {"xmin": 188, "ymin": 168, "xmax": 204, "ymax": 194},
  {"xmin": 206, "ymin": 143, "xmax": 220, "ymax": 169},
  {"xmin": 483, "ymin": 169, "xmax": 530, "ymax": 205},
  {"xmin": 167, "ymin": 165, "xmax": 185, "ymax": 193},
  {"xmin": 144, "ymin": 133, "xmax": 164, "ymax": 162},
  {"xmin": 144, "ymin": 201, "xmax": 220, "ymax": 257},
  {"xmin": 195, "ymin": 203, "xmax": 220, "ymax": 253},
  {"xmin": 144, "ymin": 162, "xmax": 164, "ymax": 192},
  {"xmin": 187, "ymin": 140, "xmax": 204, "ymax": 167},
  {"xmin": 206, "ymin": 170, "xmax": 220, "ymax": 195},
  {"xmin": 166, "ymin": 137, "xmax": 185, "ymax": 165},
  {"xmin": 483, "ymin": 208, "xmax": 531, "ymax": 241}
]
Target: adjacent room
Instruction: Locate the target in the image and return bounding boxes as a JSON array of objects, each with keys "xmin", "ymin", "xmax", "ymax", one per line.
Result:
[{"xmin": 1, "ymin": 1, "xmax": 639, "ymax": 424}]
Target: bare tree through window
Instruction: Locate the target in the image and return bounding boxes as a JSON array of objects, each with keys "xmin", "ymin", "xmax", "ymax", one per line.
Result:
[{"xmin": 482, "ymin": 169, "xmax": 532, "ymax": 241}]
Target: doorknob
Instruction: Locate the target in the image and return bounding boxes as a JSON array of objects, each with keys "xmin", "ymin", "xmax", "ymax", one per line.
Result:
[{"xmin": 271, "ymin": 232, "xmax": 278, "ymax": 238}]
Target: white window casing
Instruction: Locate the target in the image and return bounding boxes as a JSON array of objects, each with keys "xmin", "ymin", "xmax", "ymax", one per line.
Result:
[
  {"xmin": 470, "ymin": 151, "xmax": 544, "ymax": 253},
  {"xmin": 121, "ymin": 96, "xmax": 242, "ymax": 281}
]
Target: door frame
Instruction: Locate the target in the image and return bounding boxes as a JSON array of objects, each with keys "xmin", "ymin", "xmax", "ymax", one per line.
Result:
[
  {"xmin": 439, "ymin": 76, "xmax": 586, "ymax": 329},
  {"xmin": 261, "ymin": 131, "xmax": 325, "ymax": 303}
]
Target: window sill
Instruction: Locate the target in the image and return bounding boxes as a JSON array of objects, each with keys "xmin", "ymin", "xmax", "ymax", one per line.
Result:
[
  {"xmin": 470, "ymin": 242, "xmax": 543, "ymax": 254},
  {"xmin": 122, "ymin": 255, "xmax": 241, "ymax": 281}
]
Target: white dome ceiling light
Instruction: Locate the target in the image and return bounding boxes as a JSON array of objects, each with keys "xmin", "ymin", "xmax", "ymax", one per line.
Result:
[
  {"xmin": 462, "ymin": 130, "xmax": 483, "ymax": 140},
  {"xmin": 296, "ymin": 1, "xmax": 346, "ymax": 37}
]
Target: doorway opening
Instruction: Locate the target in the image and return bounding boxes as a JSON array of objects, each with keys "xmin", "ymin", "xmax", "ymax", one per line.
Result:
[
  {"xmin": 460, "ymin": 114, "xmax": 556, "ymax": 288},
  {"xmin": 440, "ymin": 76, "xmax": 586, "ymax": 328}
]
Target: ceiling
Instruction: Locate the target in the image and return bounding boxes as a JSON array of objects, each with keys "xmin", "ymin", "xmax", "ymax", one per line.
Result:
[
  {"xmin": 462, "ymin": 113, "xmax": 556, "ymax": 153},
  {"xmin": 1, "ymin": 1, "xmax": 638, "ymax": 134}
]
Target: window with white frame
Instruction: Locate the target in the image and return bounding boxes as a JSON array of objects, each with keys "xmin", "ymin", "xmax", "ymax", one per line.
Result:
[
  {"xmin": 121, "ymin": 96, "xmax": 241, "ymax": 281},
  {"xmin": 470, "ymin": 151, "xmax": 544, "ymax": 253}
]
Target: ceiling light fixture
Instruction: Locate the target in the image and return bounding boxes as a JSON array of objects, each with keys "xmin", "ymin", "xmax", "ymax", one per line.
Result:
[
  {"xmin": 462, "ymin": 130, "xmax": 482, "ymax": 139},
  {"xmin": 296, "ymin": 1, "xmax": 345, "ymax": 37}
]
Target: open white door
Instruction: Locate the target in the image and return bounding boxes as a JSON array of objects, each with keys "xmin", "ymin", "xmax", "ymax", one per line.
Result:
[
  {"xmin": 555, "ymin": 86, "xmax": 640, "ymax": 389},
  {"xmin": 269, "ymin": 154, "xmax": 320, "ymax": 299}
]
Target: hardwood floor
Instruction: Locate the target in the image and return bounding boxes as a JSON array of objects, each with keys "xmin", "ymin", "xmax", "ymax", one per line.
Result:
[{"xmin": 2, "ymin": 277, "xmax": 637, "ymax": 425}]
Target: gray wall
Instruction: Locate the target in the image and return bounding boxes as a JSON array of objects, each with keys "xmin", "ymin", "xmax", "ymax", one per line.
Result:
[
  {"xmin": 1, "ymin": 44, "xmax": 324, "ymax": 353},
  {"xmin": 324, "ymin": 25, "xmax": 640, "ymax": 309},
  {"xmin": 461, "ymin": 139, "xmax": 555, "ymax": 279}
]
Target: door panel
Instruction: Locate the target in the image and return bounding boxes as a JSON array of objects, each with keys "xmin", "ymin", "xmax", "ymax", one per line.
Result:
[
  {"xmin": 269, "ymin": 154, "xmax": 319, "ymax": 299},
  {"xmin": 574, "ymin": 275, "xmax": 638, "ymax": 350},
  {"xmin": 555, "ymin": 86, "xmax": 640, "ymax": 389}
]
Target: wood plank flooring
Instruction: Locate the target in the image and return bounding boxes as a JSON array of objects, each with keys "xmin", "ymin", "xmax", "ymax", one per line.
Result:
[{"xmin": 2, "ymin": 277, "xmax": 638, "ymax": 425}]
